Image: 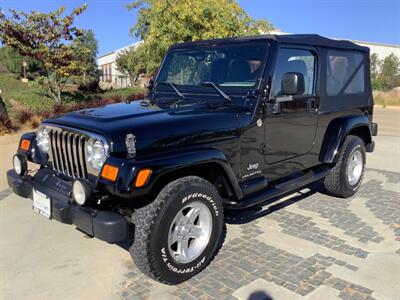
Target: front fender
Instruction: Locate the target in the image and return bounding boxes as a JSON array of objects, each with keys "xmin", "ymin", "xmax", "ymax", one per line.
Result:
[
  {"xmin": 319, "ymin": 115, "xmax": 372, "ymax": 164},
  {"xmin": 103, "ymin": 148, "xmax": 242, "ymax": 200}
]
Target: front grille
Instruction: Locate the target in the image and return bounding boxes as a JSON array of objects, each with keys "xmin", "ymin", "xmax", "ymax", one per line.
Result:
[{"xmin": 48, "ymin": 128, "xmax": 88, "ymax": 179}]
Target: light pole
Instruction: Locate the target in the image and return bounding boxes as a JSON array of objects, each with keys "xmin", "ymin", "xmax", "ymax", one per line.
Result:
[{"xmin": 22, "ymin": 61, "xmax": 28, "ymax": 82}]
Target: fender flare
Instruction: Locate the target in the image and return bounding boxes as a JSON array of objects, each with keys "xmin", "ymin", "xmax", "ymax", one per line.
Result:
[
  {"xmin": 319, "ymin": 115, "xmax": 372, "ymax": 164},
  {"xmin": 122, "ymin": 148, "xmax": 243, "ymax": 200}
]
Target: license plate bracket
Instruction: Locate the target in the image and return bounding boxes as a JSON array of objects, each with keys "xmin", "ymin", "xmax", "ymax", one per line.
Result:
[{"xmin": 33, "ymin": 189, "xmax": 51, "ymax": 219}]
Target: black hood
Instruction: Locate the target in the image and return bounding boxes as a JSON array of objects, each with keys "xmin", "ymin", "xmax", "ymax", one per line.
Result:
[{"xmin": 45, "ymin": 100, "xmax": 248, "ymax": 156}]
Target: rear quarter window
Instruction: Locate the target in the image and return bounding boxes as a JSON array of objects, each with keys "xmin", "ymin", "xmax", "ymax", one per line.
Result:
[{"xmin": 327, "ymin": 50, "xmax": 365, "ymax": 96}]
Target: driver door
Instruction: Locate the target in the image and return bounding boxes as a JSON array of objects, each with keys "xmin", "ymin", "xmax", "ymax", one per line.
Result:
[{"xmin": 264, "ymin": 46, "xmax": 319, "ymax": 164}]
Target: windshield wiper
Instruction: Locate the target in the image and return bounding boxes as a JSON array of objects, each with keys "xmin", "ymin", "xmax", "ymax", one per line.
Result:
[
  {"xmin": 157, "ymin": 81, "xmax": 185, "ymax": 99},
  {"xmin": 200, "ymin": 81, "xmax": 232, "ymax": 103}
]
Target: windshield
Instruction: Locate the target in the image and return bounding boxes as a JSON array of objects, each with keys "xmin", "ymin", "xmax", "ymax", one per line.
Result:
[{"xmin": 156, "ymin": 41, "xmax": 269, "ymax": 88}]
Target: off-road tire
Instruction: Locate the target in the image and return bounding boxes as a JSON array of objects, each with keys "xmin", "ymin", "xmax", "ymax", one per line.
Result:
[
  {"xmin": 129, "ymin": 176, "xmax": 225, "ymax": 284},
  {"xmin": 324, "ymin": 135, "xmax": 366, "ymax": 197}
]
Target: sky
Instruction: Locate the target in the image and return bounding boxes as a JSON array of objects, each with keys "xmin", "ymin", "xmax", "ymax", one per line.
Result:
[{"xmin": 0, "ymin": 0, "xmax": 399, "ymax": 56}]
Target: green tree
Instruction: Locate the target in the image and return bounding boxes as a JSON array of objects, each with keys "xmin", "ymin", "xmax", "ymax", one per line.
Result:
[
  {"xmin": 0, "ymin": 5, "xmax": 89, "ymax": 102},
  {"xmin": 379, "ymin": 53, "xmax": 400, "ymax": 91},
  {"xmin": 126, "ymin": 0, "xmax": 273, "ymax": 74},
  {"xmin": 0, "ymin": 46, "xmax": 41, "ymax": 75},
  {"xmin": 73, "ymin": 30, "xmax": 101, "ymax": 91},
  {"xmin": 0, "ymin": 46, "xmax": 23, "ymax": 74},
  {"xmin": 74, "ymin": 30, "xmax": 99, "ymax": 78},
  {"xmin": 370, "ymin": 53, "xmax": 382, "ymax": 89},
  {"xmin": 116, "ymin": 44, "xmax": 146, "ymax": 84}
]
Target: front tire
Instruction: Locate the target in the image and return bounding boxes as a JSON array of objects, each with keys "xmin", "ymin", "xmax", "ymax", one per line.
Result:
[
  {"xmin": 324, "ymin": 135, "xmax": 366, "ymax": 198},
  {"xmin": 129, "ymin": 176, "xmax": 225, "ymax": 284}
]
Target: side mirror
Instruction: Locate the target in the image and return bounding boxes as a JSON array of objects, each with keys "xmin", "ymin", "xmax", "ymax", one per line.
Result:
[{"xmin": 281, "ymin": 72, "xmax": 305, "ymax": 96}]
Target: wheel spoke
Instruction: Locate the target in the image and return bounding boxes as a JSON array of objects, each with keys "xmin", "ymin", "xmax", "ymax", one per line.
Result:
[
  {"xmin": 168, "ymin": 228, "xmax": 180, "ymax": 246},
  {"xmin": 189, "ymin": 225, "xmax": 203, "ymax": 239},
  {"xmin": 178, "ymin": 239, "xmax": 190, "ymax": 259},
  {"xmin": 175, "ymin": 210, "xmax": 185, "ymax": 224},
  {"xmin": 347, "ymin": 150, "xmax": 363, "ymax": 185},
  {"xmin": 350, "ymin": 158, "xmax": 357, "ymax": 169},
  {"xmin": 186, "ymin": 207, "xmax": 201, "ymax": 223}
]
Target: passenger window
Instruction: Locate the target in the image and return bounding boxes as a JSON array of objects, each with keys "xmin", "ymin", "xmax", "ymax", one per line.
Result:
[
  {"xmin": 327, "ymin": 50, "xmax": 364, "ymax": 95},
  {"xmin": 271, "ymin": 48, "xmax": 316, "ymax": 97}
]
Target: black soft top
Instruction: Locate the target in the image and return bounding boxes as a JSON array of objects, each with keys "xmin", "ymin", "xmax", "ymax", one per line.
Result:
[{"xmin": 171, "ymin": 34, "xmax": 369, "ymax": 53}]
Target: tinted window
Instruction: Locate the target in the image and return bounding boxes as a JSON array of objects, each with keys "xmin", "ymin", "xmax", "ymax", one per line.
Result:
[
  {"xmin": 157, "ymin": 42, "xmax": 269, "ymax": 88},
  {"xmin": 271, "ymin": 48, "xmax": 316, "ymax": 97},
  {"xmin": 327, "ymin": 50, "xmax": 364, "ymax": 95}
]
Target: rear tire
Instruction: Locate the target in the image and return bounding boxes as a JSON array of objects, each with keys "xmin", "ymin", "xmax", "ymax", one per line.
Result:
[
  {"xmin": 324, "ymin": 135, "xmax": 366, "ymax": 198},
  {"xmin": 129, "ymin": 176, "xmax": 225, "ymax": 284}
]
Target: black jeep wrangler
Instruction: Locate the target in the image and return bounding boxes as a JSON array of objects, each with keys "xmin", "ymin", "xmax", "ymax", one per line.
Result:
[{"xmin": 8, "ymin": 34, "xmax": 378, "ymax": 284}]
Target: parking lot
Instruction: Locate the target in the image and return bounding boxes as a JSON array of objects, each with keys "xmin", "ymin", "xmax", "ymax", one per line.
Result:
[{"xmin": 0, "ymin": 108, "xmax": 399, "ymax": 300}]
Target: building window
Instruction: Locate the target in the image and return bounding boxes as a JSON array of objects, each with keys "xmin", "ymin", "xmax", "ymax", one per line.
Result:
[
  {"xmin": 108, "ymin": 64, "xmax": 112, "ymax": 82},
  {"xmin": 101, "ymin": 65, "xmax": 105, "ymax": 82}
]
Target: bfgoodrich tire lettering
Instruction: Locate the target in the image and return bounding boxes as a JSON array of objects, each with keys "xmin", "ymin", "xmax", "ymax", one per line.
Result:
[
  {"xmin": 129, "ymin": 176, "xmax": 225, "ymax": 284},
  {"xmin": 324, "ymin": 135, "xmax": 366, "ymax": 198}
]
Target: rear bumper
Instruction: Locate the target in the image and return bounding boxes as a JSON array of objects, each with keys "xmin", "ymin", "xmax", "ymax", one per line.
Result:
[
  {"xmin": 366, "ymin": 141, "xmax": 375, "ymax": 153},
  {"xmin": 371, "ymin": 122, "xmax": 378, "ymax": 137},
  {"xmin": 366, "ymin": 122, "xmax": 377, "ymax": 153},
  {"xmin": 7, "ymin": 169, "xmax": 129, "ymax": 243}
]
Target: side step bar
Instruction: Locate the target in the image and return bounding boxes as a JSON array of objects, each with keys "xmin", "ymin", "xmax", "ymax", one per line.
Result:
[
  {"xmin": 240, "ymin": 177, "xmax": 268, "ymax": 196},
  {"xmin": 225, "ymin": 167, "xmax": 330, "ymax": 210}
]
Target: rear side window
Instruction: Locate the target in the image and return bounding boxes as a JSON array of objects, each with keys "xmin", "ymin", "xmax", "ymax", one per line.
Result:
[{"xmin": 327, "ymin": 50, "xmax": 365, "ymax": 96}]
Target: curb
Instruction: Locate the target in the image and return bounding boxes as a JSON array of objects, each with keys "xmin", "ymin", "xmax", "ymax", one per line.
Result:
[
  {"xmin": 374, "ymin": 105, "xmax": 400, "ymax": 110},
  {"xmin": 0, "ymin": 188, "xmax": 13, "ymax": 201}
]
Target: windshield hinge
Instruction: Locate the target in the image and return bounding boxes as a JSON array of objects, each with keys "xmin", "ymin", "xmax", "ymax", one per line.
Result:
[{"xmin": 246, "ymin": 90, "xmax": 259, "ymax": 99}]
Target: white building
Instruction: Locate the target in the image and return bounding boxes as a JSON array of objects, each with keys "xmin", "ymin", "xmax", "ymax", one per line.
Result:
[
  {"xmin": 97, "ymin": 41, "xmax": 142, "ymax": 87},
  {"xmin": 350, "ymin": 39, "xmax": 400, "ymax": 59},
  {"xmin": 97, "ymin": 35, "xmax": 399, "ymax": 88},
  {"xmin": 268, "ymin": 30, "xmax": 400, "ymax": 59}
]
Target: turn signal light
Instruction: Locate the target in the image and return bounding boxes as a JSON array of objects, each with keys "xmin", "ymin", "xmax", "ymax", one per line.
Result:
[
  {"xmin": 101, "ymin": 164, "xmax": 119, "ymax": 182},
  {"xmin": 135, "ymin": 169, "xmax": 152, "ymax": 187},
  {"xmin": 20, "ymin": 139, "xmax": 31, "ymax": 151}
]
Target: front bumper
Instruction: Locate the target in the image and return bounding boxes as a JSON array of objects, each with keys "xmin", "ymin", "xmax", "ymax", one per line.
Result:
[{"xmin": 7, "ymin": 169, "xmax": 129, "ymax": 243}]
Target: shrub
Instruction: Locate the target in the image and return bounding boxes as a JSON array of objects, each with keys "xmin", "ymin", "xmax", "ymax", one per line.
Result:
[
  {"xmin": 373, "ymin": 88, "xmax": 400, "ymax": 106},
  {"xmin": 15, "ymin": 108, "xmax": 33, "ymax": 124},
  {"xmin": 101, "ymin": 86, "xmax": 145, "ymax": 100},
  {"xmin": 52, "ymin": 103, "xmax": 69, "ymax": 115},
  {"xmin": 30, "ymin": 115, "xmax": 43, "ymax": 129},
  {"xmin": 0, "ymin": 84, "xmax": 146, "ymax": 135},
  {"xmin": 0, "ymin": 112, "xmax": 17, "ymax": 133}
]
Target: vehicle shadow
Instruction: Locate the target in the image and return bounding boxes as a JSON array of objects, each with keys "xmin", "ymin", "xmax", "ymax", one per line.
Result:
[
  {"xmin": 248, "ymin": 291, "xmax": 273, "ymax": 300},
  {"xmin": 225, "ymin": 181, "xmax": 324, "ymax": 225},
  {"xmin": 115, "ymin": 181, "xmax": 326, "ymax": 251},
  {"xmin": 116, "ymin": 237, "xmax": 134, "ymax": 251}
]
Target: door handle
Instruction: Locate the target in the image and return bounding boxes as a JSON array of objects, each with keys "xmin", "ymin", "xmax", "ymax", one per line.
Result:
[{"xmin": 307, "ymin": 98, "xmax": 316, "ymax": 112}]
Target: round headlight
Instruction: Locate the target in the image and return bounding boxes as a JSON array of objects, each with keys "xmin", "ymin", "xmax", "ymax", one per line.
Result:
[
  {"xmin": 13, "ymin": 154, "xmax": 27, "ymax": 176},
  {"xmin": 87, "ymin": 139, "xmax": 108, "ymax": 170},
  {"xmin": 36, "ymin": 127, "xmax": 50, "ymax": 153},
  {"xmin": 72, "ymin": 180, "xmax": 91, "ymax": 205}
]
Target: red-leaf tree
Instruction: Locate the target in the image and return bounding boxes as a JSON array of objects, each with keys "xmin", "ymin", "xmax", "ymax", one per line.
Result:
[{"xmin": 0, "ymin": 5, "xmax": 89, "ymax": 102}]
